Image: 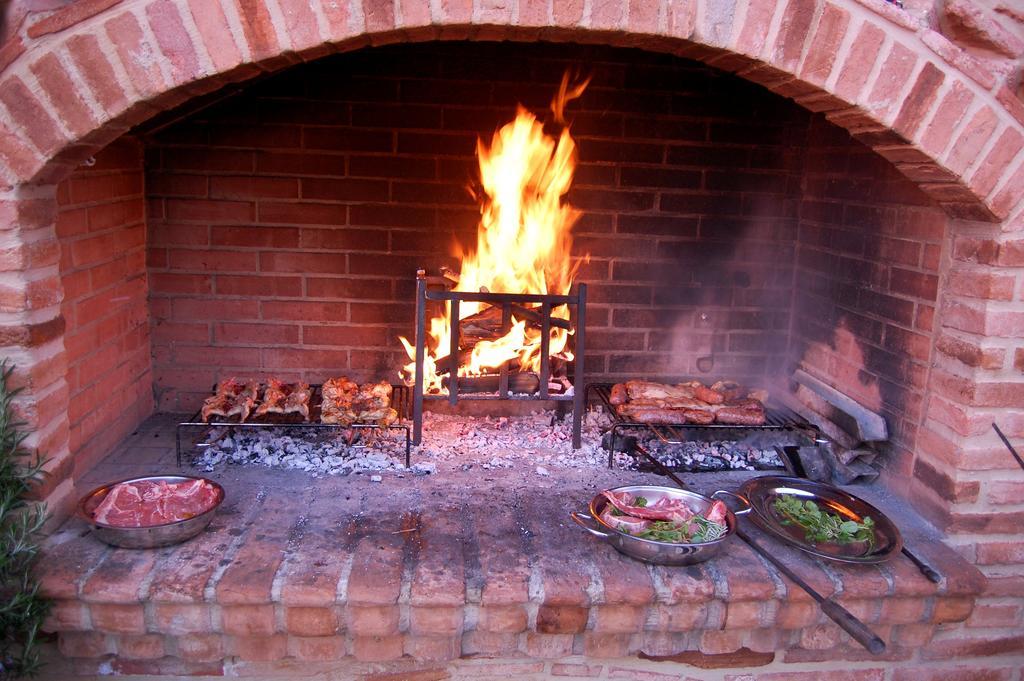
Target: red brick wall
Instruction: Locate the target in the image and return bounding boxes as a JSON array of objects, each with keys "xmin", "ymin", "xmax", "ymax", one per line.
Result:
[
  {"xmin": 791, "ymin": 117, "xmax": 948, "ymax": 488},
  {"xmin": 141, "ymin": 41, "xmax": 951, "ymax": 486},
  {"xmin": 146, "ymin": 43, "xmax": 808, "ymax": 410},
  {"xmin": 56, "ymin": 137, "xmax": 153, "ymax": 477}
]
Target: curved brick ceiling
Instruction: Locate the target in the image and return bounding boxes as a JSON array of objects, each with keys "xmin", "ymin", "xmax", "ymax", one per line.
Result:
[{"xmin": 0, "ymin": 0, "xmax": 1023, "ymax": 223}]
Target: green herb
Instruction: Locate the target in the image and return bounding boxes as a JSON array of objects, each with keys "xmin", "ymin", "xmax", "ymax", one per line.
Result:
[
  {"xmin": 690, "ymin": 516, "xmax": 728, "ymax": 543},
  {"xmin": 632, "ymin": 521, "xmax": 685, "ymax": 543},
  {"xmin": 627, "ymin": 516, "xmax": 727, "ymax": 545},
  {"xmin": 772, "ymin": 494, "xmax": 875, "ymax": 546},
  {"xmin": 632, "ymin": 496, "xmax": 648, "ymax": 507},
  {"xmin": 0, "ymin": 360, "xmax": 50, "ymax": 678}
]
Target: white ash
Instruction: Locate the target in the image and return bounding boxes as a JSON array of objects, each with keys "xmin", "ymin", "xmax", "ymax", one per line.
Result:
[
  {"xmin": 192, "ymin": 409, "xmax": 612, "ymax": 476},
  {"xmin": 413, "ymin": 409, "xmax": 610, "ymax": 470},
  {"xmin": 193, "ymin": 428, "xmax": 421, "ymax": 477}
]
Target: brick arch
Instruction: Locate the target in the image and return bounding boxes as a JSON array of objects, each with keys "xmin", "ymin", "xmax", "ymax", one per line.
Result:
[
  {"xmin": 0, "ymin": 0, "xmax": 1022, "ymax": 525},
  {"xmin": 0, "ymin": 0, "xmax": 1022, "ymax": 220}
]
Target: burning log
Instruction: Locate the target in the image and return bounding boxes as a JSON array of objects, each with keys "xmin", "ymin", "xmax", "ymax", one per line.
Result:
[
  {"xmin": 509, "ymin": 304, "xmax": 572, "ymax": 331},
  {"xmin": 440, "ymin": 266, "xmax": 460, "ymax": 287},
  {"xmin": 433, "ymin": 305, "xmax": 572, "ymax": 374},
  {"xmin": 460, "ymin": 304, "xmax": 571, "ymax": 343},
  {"xmin": 434, "ymin": 349, "xmax": 476, "ymax": 375},
  {"xmin": 442, "ymin": 372, "xmax": 541, "ymax": 394},
  {"xmin": 460, "ymin": 305, "xmax": 507, "ymax": 346}
]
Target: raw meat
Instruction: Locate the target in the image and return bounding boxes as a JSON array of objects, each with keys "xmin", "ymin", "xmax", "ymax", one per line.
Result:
[
  {"xmin": 601, "ymin": 490, "xmax": 695, "ymax": 523},
  {"xmin": 705, "ymin": 500, "xmax": 728, "ymax": 524},
  {"xmin": 597, "ymin": 489, "xmax": 730, "ymax": 543},
  {"xmin": 600, "ymin": 507, "xmax": 650, "ymax": 533},
  {"xmin": 92, "ymin": 479, "xmax": 220, "ymax": 528}
]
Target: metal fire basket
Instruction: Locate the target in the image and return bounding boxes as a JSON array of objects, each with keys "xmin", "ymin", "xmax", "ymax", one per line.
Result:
[{"xmin": 411, "ymin": 272, "xmax": 587, "ymax": 448}]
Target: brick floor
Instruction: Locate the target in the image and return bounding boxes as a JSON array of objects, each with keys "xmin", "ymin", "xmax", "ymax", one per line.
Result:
[{"xmin": 37, "ymin": 414, "xmax": 987, "ymax": 676}]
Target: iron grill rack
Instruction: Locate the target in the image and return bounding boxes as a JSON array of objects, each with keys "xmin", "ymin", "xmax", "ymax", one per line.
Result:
[
  {"xmin": 176, "ymin": 384, "xmax": 413, "ymax": 467},
  {"xmin": 587, "ymin": 382, "xmax": 813, "ymax": 468}
]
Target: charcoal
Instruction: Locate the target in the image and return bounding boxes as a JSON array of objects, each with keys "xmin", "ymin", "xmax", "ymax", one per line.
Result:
[{"xmin": 633, "ymin": 438, "xmax": 787, "ymax": 473}]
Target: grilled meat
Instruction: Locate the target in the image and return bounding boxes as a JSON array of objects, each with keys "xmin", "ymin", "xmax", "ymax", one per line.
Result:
[
  {"xmin": 254, "ymin": 380, "xmax": 311, "ymax": 420},
  {"xmin": 610, "ymin": 379, "xmax": 766, "ymax": 425},
  {"xmin": 321, "ymin": 378, "xmax": 396, "ymax": 426},
  {"xmin": 202, "ymin": 378, "xmax": 258, "ymax": 422}
]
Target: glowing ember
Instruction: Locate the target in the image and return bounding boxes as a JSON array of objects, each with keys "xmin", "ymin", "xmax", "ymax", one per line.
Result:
[{"xmin": 399, "ymin": 75, "xmax": 590, "ymax": 394}]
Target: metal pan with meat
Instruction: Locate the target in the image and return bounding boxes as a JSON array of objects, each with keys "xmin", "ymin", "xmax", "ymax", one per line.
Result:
[
  {"xmin": 78, "ymin": 475, "xmax": 225, "ymax": 549},
  {"xmin": 608, "ymin": 380, "xmax": 770, "ymax": 426},
  {"xmin": 571, "ymin": 485, "xmax": 750, "ymax": 565}
]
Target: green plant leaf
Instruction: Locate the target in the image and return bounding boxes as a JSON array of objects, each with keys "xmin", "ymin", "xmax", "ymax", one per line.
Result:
[
  {"xmin": 773, "ymin": 494, "xmax": 875, "ymax": 547},
  {"xmin": 0, "ymin": 360, "xmax": 50, "ymax": 679}
]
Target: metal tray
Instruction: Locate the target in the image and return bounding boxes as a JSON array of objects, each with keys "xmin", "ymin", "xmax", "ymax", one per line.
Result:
[
  {"xmin": 571, "ymin": 485, "xmax": 749, "ymax": 566},
  {"xmin": 738, "ymin": 476, "xmax": 902, "ymax": 564},
  {"xmin": 78, "ymin": 475, "xmax": 224, "ymax": 549}
]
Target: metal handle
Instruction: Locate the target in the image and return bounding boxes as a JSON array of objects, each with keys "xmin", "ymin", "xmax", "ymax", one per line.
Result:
[
  {"xmin": 821, "ymin": 599, "xmax": 886, "ymax": 654},
  {"xmin": 902, "ymin": 547, "xmax": 942, "ymax": 584},
  {"xmin": 570, "ymin": 512, "xmax": 611, "ymax": 539},
  {"xmin": 712, "ymin": 489, "xmax": 752, "ymax": 515},
  {"xmin": 735, "ymin": 524, "xmax": 887, "ymax": 655}
]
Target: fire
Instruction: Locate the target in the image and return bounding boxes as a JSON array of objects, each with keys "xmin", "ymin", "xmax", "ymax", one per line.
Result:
[{"xmin": 399, "ymin": 74, "xmax": 589, "ymax": 393}]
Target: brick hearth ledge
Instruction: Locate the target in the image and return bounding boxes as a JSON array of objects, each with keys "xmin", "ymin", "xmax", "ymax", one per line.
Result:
[{"xmin": 35, "ymin": 431, "xmax": 985, "ymax": 679}]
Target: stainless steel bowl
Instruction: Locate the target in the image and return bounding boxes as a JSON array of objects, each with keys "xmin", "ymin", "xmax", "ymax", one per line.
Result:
[
  {"xmin": 78, "ymin": 475, "xmax": 225, "ymax": 549},
  {"xmin": 571, "ymin": 485, "xmax": 750, "ymax": 566}
]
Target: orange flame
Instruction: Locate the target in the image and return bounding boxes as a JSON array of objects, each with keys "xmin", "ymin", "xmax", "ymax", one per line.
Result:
[{"xmin": 399, "ymin": 74, "xmax": 589, "ymax": 393}]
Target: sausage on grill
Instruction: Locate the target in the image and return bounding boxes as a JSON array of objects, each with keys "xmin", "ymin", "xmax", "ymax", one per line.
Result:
[
  {"xmin": 682, "ymin": 408, "xmax": 716, "ymax": 425},
  {"xmin": 715, "ymin": 406, "xmax": 766, "ymax": 426}
]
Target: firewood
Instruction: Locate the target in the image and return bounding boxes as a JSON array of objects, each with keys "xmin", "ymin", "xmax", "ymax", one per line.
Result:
[
  {"xmin": 460, "ymin": 305, "xmax": 506, "ymax": 345},
  {"xmin": 433, "ymin": 349, "xmax": 476, "ymax": 375},
  {"xmin": 442, "ymin": 372, "xmax": 540, "ymax": 394},
  {"xmin": 460, "ymin": 303, "xmax": 572, "ymax": 339},
  {"xmin": 432, "ymin": 304, "xmax": 573, "ymax": 374}
]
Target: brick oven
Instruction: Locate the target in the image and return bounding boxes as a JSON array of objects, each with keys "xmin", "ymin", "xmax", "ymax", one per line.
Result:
[{"xmin": 1, "ymin": 0, "xmax": 1023, "ymax": 679}]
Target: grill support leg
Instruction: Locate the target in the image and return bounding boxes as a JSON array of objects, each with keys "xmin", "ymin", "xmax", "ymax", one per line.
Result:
[
  {"xmin": 448, "ymin": 298, "xmax": 460, "ymax": 407},
  {"xmin": 413, "ymin": 274, "xmax": 426, "ymax": 445},
  {"xmin": 572, "ymin": 284, "xmax": 586, "ymax": 449}
]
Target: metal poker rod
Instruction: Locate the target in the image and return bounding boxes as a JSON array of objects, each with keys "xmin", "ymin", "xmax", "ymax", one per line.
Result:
[
  {"xmin": 632, "ymin": 443, "xmax": 886, "ymax": 654},
  {"xmin": 993, "ymin": 423, "xmax": 1024, "ymax": 472}
]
